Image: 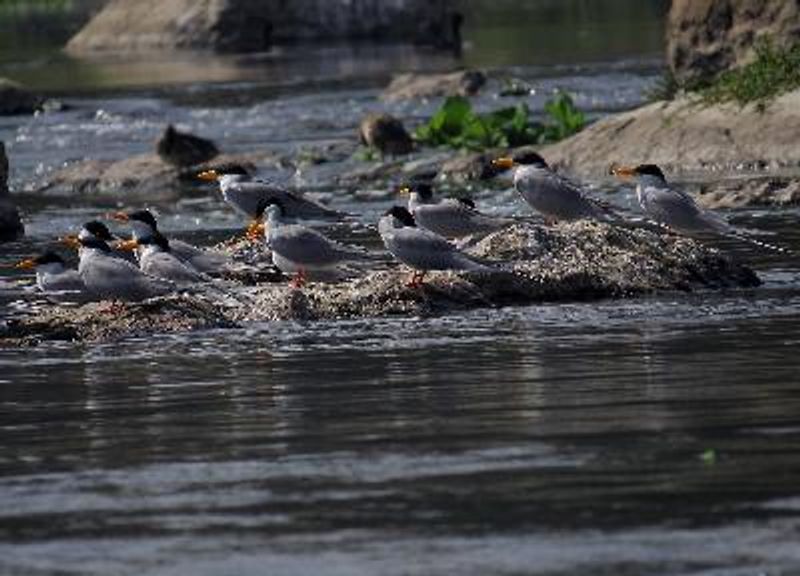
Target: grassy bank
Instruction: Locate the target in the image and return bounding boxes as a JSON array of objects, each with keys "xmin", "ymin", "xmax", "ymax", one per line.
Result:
[{"xmin": 652, "ymin": 40, "xmax": 800, "ymax": 108}]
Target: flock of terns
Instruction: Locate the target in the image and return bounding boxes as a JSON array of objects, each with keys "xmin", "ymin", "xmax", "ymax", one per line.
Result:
[{"xmin": 12, "ymin": 151, "xmax": 786, "ymax": 304}]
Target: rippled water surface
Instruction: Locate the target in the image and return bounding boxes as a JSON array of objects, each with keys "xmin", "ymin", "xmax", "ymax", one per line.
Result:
[{"xmin": 3, "ymin": 1, "xmax": 800, "ymax": 574}]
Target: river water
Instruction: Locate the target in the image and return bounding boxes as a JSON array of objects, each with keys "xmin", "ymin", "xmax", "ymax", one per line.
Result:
[{"xmin": 3, "ymin": 2, "xmax": 800, "ymax": 575}]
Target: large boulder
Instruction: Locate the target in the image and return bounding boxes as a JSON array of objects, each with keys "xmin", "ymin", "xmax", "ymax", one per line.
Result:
[
  {"xmin": 66, "ymin": 0, "xmax": 460, "ymax": 54},
  {"xmin": 381, "ymin": 70, "xmax": 486, "ymax": 102},
  {"xmin": 668, "ymin": 0, "xmax": 800, "ymax": 84},
  {"xmin": 541, "ymin": 89, "xmax": 800, "ymax": 177},
  {"xmin": 0, "ymin": 78, "xmax": 42, "ymax": 116},
  {"xmin": 0, "ymin": 142, "xmax": 24, "ymax": 242},
  {"xmin": 3, "ymin": 222, "xmax": 759, "ymax": 344}
]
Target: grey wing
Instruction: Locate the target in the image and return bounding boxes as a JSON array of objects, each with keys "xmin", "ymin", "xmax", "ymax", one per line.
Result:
[
  {"xmin": 386, "ymin": 228, "xmax": 488, "ymax": 271},
  {"xmin": 227, "ymin": 182, "xmax": 342, "ymax": 220},
  {"xmin": 551, "ymin": 172, "xmax": 611, "ymax": 220},
  {"xmin": 83, "ymin": 257, "xmax": 168, "ymax": 300},
  {"xmin": 142, "ymin": 253, "xmax": 205, "ymax": 283},
  {"xmin": 171, "ymin": 240, "xmax": 229, "ymax": 273},
  {"xmin": 642, "ymin": 185, "xmax": 731, "ymax": 234},
  {"xmin": 224, "ymin": 181, "xmax": 273, "ymax": 218},
  {"xmin": 270, "ymin": 225, "xmax": 357, "ymax": 267},
  {"xmin": 416, "ymin": 201, "xmax": 509, "ymax": 237},
  {"xmin": 42, "ymin": 271, "xmax": 86, "ymax": 293}
]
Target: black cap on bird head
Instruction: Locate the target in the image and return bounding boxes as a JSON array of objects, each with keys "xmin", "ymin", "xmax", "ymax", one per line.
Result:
[
  {"xmin": 384, "ymin": 206, "xmax": 416, "ymax": 227},
  {"xmin": 83, "ymin": 220, "xmax": 115, "ymax": 242},
  {"xmin": 400, "ymin": 181, "xmax": 434, "ymax": 201},
  {"xmin": 35, "ymin": 251, "xmax": 66, "ymax": 266},
  {"xmin": 214, "ymin": 163, "xmax": 250, "ymax": 177},
  {"xmin": 78, "ymin": 235, "xmax": 113, "ymax": 252},
  {"xmin": 634, "ymin": 164, "xmax": 666, "ymax": 181},
  {"xmin": 512, "ymin": 151, "xmax": 548, "ymax": 168},
  {"xmin": 128, "ymin": 209, "xmax": 159, "ymax": 230},
  {"xmin": 137, "ymin": 232, "xmax": 171, "ymax": 251}
]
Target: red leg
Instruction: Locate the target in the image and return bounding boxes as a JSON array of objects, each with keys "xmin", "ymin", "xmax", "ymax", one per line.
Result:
[
  {"xmin": 291, "ymin": 269, "xmax": 307, "ymax": 288},
  {"xmin": 405, "ymin": 270, "xmax": 426, "ymax": 288}
]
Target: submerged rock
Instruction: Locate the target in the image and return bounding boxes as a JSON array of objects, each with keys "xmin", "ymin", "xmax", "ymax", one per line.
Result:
[
  {"xmin": 156, "ymin": 124, "xmax": 219, "ymax": 168},
  {"xmin": 66, "ymin": 0, "xmax": 460, "ymax": 54},
  {"xmin": 0, "ymin": 78, "xmax": 42, "ymax": 116},
  {"xmin": 381, "ymin": 70, "xmax": 486, "ymax": 102},
  {"xmin": 697, "ymin": 177, "xmax": 800, "ymax": 209},
  {"xmin": 542, "ymin": 90, "xmax": 800, "ymax": 178},
  {"xmin": 0, "ymin": 142, "xmax": 24, "ymax": 242},
  {"xmin": 359, "ymin": 113, "xmax": 414, "ymax": 156},
  {"xmin": 2, "ymin": 222, "xmax": 760, "ymax": 345}
]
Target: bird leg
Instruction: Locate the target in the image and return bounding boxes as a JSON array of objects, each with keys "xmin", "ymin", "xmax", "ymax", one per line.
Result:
[
  {"xmin": 100, "ymin": 300, "xmax": 127, "ymax": 315},
  {"xmin": 290, "ymin": 269, "xmax": 307, "ymax": 288},
  {"xmin": 406, "ymin": 270, "xmax": 426, "ymax": 288}
]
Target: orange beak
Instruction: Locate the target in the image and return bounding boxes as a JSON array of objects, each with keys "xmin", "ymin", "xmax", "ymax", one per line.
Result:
[
  {"xmin": 59, "ymin": 235, "xmax": 81, "ymax": 249},
  {"xmin": 246, "ymin": 220, "xmax": 265, "ymax": 242},
  {"xmin": 197, "ymin": 169, "xmax": 219, "ymax": 182},
  {"xmin": 114, "ymin": 238, "xmax": 139, "ymax": 252},
  {"xmin": 14, "ymin": 258, "xmax": 37, "ymax": 270},
  {"xmin": 609, "ymin": 164, "xmax": 637, "ymax": 179},
  {"xmin": 492, "ymin": 157, "xmax": 516, "ymax": 170}
]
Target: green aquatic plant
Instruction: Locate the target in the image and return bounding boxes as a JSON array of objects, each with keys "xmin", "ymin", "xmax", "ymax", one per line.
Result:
[
  {"xmin": 414, "ymin": 92, "xmax": 586, "ymax": 151},
  {"xmin": 699, "ymin": 40, "xmax": 800, "ymax": 107}
]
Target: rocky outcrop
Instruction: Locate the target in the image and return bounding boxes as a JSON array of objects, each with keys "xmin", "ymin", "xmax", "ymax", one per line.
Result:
[
  {"xmin": 2, "ymin": 222, "xmax": 760, "ymax": 345},
  {"xmin": 30, "ymin": 151, "xmax": 278, "ymax": 199},
  {"xmin": 381, "ymin": 70, "xmax": 486, "ymax": 102},
  {"xmin": 668, "ymin": 0, "xmax": 800, "ymax": 83},
  {"xmin": 541, "ymin": 89, "xmax": 800, "ymax": 178},
  {"xmin": 0, "ymin": 78, "xmax": 42, "ymax": 116},
  {"xmin": 0, "ymin": 142, "xmax": 24, "ymax": 242},
  {"xmin": 66, "ymin": 0, "xmax": 460, "ymax": 54}
]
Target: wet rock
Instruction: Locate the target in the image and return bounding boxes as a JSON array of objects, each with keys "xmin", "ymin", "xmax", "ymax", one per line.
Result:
[
  {"xmin": 359, "ymin": 113, "xmax": 413, "ymax": 156},
  {"xmin": 0, "ymin": 78, "xmax": 43, "ymax": 116},
  {"xmin": 2, "ymin": 222, "xmax": 759, "ymax": 345},
  {"xmin": 1, "ymin": 294, "xmax": 237, "ymax": 346},
  {"xmin": 668, "ymin": 0, "xmax": 800, "ymax": 84},
  {"xmin": 156, "ymin": 124, "xmax": 219, "ymax": 168},
  {"xmin": 0, "ymin": 142, "xmax": 24, "ymax": 242},
  {"xmin": 66, "ymin": 0, "xmax": 460, "ymax": 54},
  {"xmin": 381, "ymin": 70, "xmax": 486, "ymax": 102},
  {"xmin": 541, "ymin": 90, "xmax": 800, "ymax": 178},
  {"xmin": 697, "ymin": 177, "xmax": 800, "ymax": 209},
  {"xmin": 31, "ymin": 152, "xmax": 277, "ymax": 199}
]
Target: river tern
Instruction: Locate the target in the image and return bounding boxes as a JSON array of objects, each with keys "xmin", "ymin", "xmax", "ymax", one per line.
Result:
[
  {"xmin": 61, "ymin": 222, "xmax": 171, "ymax": 301},
  {"xmin": 257, "ymin": 200, "xmax": 371, "ymax": 286},
  {"xmin": 111, "ymin": 209, "xmax": 229, "ymax": 274},
  {"xmin": 198, "ymin": 165, "xmax": 345, "ymax": 239},
  {"xmin": 125, "ymin": 233, "xmax": 206, "ymax": 284},
  {"xmin": 14, "ymin": 251, "xmax": 89, "ymax": 303},
  {"xmin": 611, "ymin": 163, "xmax": 789, "ymax": 252},
  {"xmin": 378, "ymin": 206, "xmax": 493, "ymax": 287},
  {"xmin": 493, "ymin": 151, "xmax": 615, "ymax": 223},
  {"xmin": 400, "ymin": 181, "xmax": 513, "ymax": 239}
]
